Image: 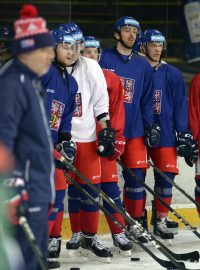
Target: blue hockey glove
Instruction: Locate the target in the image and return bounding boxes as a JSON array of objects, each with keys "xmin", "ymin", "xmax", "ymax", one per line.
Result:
[
  {"xmin": 97, "ymin": 127, "xmax": 115, "ymax": 157},
  {"xmin": 144, "ymin": 124, "xmax": 160, "ymax": 148},
  {"xmin": 56, "ymin": 140, "xmax": 77, "ymax": 169},
  {"xmin": 3, "ymin": 177, "xmax": 28, "ymax": 225}
]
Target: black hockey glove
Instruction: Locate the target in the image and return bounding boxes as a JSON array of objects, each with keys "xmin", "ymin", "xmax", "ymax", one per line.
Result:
[
  {"xmin": 97, "ymin": 127, "xmax": 115, "ymax": 157},
  {"xmin": 184, "ymin": 140, "xmax": 199, "ymax": 167},
  {"xmin": 144, "ymin": 124, "xmax": 160, "ymax": 148},
  {"xmin": 177, "ymin": 131, "xmax": 194, "ymax": 157}
]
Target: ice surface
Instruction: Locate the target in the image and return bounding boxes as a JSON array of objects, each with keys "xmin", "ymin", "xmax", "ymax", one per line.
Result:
[{"xmin": 59, "ymin": 230, "xmax": 200, "ymax": 270}]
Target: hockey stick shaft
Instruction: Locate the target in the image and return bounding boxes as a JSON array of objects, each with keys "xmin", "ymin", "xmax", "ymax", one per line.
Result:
[
  {"xmin": 64, "ymin": 171, "xmax": 180, "ymax": 269},
  {"xmin": 117, "ymin": 159, "xmax": 200, "ymax": 240},
  {"xmin": 54, "ymin": 149, "xmax": 186, "ymax": 269},
  {"xmin": 148, "ymin": 160, "xmax": 200, "ymax": 209},
  {"xmin": 19, "ymin": 216, "xmax": 47, "ymax": 270}
]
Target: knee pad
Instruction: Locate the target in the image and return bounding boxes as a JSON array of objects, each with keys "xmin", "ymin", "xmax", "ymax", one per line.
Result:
[
  {"xmin": 68, "ymin": 185, "xmax": 81, "ymax": 213},
  {"xmin": 154, "ymin": 171, "xmax": 175, "ymax": 198},
  {"xmin": 80, "ymin": 184, "xmax": 100, "ymax": 212},
  {"xmin": 54, "ymin": 190, "xmax": 66, "ymax": 209},
  {"xmin": 123, "ymin": 168, "xmax": 145, "ymax": 200},
  {"xmin": 101, "ymin": 182, "xmax": 122, "ymax": 213}
]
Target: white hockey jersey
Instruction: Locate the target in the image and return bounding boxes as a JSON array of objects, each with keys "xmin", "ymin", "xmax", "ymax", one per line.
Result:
[{"xmin": 67, "ymin": 56, "xmax": 109, "ymax": 142}]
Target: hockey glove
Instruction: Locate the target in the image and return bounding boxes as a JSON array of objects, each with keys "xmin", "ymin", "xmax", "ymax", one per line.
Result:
[
  {"xmin": 108, "ymin": 139, "xmax": 125, "ymax": 161},
  {"xmin": 144, "ymin": 124, "xmax": 160, "ymax": 148},
  {"xmin": 56, "ymin": 140, "xmax": 77, "ymax": 170},
  {"xmin": 177, "ymin": 131, "xmax": 194, "ymax": 157},
  {"xmin": 97, "ymin": 127, "xmax": 115, "ymax": 157},
  {"xmin": 184, "ymin": 140, "xmax": 199, "ymax": 167},
  {"xmin": 3, "ymin": 178, "xmax": 28, "ymax": 225}
]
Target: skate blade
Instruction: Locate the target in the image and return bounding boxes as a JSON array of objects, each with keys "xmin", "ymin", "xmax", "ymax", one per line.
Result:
[
  {"xmin": 113, "ymin": 246, "xmax": 132, "ymax": 257},
  {"xmin": 167, "ymin": 228, "xmax": 178, "ymax": 235},
  {"xmin": 80, "ymin": 247, "xmax": 111, "ymax": 263},
  {"xmin": 153, "ymin": 234, "xmax": 173, "ymax": 246},
  {"xmin": 66, "ymin": 248, "xmax": 81, "ymax": 257}
]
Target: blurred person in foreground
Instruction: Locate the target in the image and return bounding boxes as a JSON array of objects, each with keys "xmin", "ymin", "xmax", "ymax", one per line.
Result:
[{"xmin": 0, "ymin": 4, "xmax": 55, "ymax": 270}]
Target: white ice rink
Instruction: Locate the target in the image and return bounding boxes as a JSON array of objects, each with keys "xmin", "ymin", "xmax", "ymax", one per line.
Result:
[{"xmin": 59, "ymin": 230, "xmax": 200, "ymax": 270}]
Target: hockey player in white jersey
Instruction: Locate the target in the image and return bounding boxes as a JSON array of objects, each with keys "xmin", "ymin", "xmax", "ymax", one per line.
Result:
[
  {"xmin": 57, "ymin": 23, "xmax": 115, "ymax": 262},
  {"xmin": 82, "ymin": 35, "xmax": 132, "ymax": 255}
]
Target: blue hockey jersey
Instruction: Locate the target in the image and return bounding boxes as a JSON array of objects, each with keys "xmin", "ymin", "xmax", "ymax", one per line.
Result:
[
  {"xmin": 41, "ymin": 64, "xmax": 78, "ymax": 143},
  {"xmin": 152, "ymin": 62, "xmax": 188, "ymax": 147},
  {"xmin": 99, "ymin": 48, "xmax": 154, "ymax": 139}
]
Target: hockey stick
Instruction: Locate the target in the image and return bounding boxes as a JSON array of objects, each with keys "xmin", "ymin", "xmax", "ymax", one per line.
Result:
[
  {"xmin": 54, "ymin": 149, "xmax": 186, "ymax": 269},
  {"xmin": 117, "ymin": 159, "xmax": 200, "ymax": 262},
  {"xmin": 19, "ymin": 216, "xmax": 47, "ymax": 270},
  {"xmin": 63, "ymin": 171, "xmax": 181, "ymax": 269},
  {"xmin": 148, "ymin": 160, "xmax": 200, "ymax": 209}
]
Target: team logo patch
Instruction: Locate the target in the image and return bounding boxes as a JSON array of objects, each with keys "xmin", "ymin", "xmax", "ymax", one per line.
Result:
[
  {"xmin": 121, "ymin": 77, "xmax": 135, "ymax": 103},
  {"xmin": 50, "ymin": 100, "xmax": 65, "ymax": 131},
  {"xmin": 73, "ymin": 93, "xmax": 82, "ymax": 117},
  {"xmin": 153, "ymin": 90, "xmax": 162, "ymax": 114},
  {"xmin": 21, "ymin": 39, "xmax": 35, "ymax": 48}
]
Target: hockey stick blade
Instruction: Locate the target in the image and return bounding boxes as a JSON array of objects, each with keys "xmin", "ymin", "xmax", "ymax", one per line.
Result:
[
  {"xmin": 116, "ymin": 159, "xmax": 200, "ymax": 263},
  {"xmin": 54, "ymin": 149, "xmax": 185, "ymax": 269}
]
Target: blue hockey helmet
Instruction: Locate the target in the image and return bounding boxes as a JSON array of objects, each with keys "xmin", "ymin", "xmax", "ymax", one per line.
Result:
[
  {"xmin": 84, "ymin": 36, "xmax": 100, "ymax": 49},
  {"xmin": 113, "ymin": 16, "xmax": 140, "ymax": 33},
  {"xmin": 58, "ymin": 22, "xmax": 84, "ymax": 42},
  {"xmin": 133, "ymin": 28, "xmax": 143, "ymax": 53},
  {"xmin": 51, "ymin": 29, "xmax": 75, "ymax": 45},
  {"xmin": 0, "ymin": 26, "xmax": 13, "ymax": 52},
  {"xmin": 143, "ymin": 29, "xmax": 166, "ymax": 48},
  {"xmin": 83, "ymin": 36, "xmax": 101, "ymax": 61}
]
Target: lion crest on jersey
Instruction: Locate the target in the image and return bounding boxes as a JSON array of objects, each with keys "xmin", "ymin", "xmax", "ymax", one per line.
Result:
[
  {"xmin": 120, "ymin": 77, "xmax": 135, "ymax": 103},
  {"xmin": 50, "ymin": 100, "xmax": 65, "ymax": 131},
  {"xmin": 153, "ymin": 90, "xmax": 162, "ymax": 114}
]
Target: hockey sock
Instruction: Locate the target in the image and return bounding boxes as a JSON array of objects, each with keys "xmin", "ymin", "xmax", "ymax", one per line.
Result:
[
  {"xmin": 154, "ymin": 171, "xmax": 175, "ymax": 216},
  {"xmin": 51, "ymin": 211, "xmax": 64, "ymax": 237},
  {"xmin": 101, "ymin": 182, "xmax": 125, "ymax": 234},
  {"xmin": 68, "ymin": 185, "xmax": 81, "ymax": 232},
  {"xmin": 48, "ymin": 190, "xmax": 65, "ymax": 235},
  {"xmin": 123, "ymin": 168, "xmax": 145, "ymax": 218},
  {"xmin": 195, "ymin": 179, "xmax": 200, "ymax": 215},
  {"xmin": 80, "ymin": 184, "xmax": 100, "ymax": 234}
]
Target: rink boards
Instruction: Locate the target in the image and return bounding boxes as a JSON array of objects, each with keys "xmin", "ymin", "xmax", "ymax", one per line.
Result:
[{"xmin": 61, "ymin": 204, "xmax": 199, "ymax": 240}]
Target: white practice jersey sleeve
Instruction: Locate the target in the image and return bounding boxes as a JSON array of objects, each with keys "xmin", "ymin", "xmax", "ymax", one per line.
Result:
[{"xmin": 67, "ymin": 56, "xmax": 109, "ymax": 142}]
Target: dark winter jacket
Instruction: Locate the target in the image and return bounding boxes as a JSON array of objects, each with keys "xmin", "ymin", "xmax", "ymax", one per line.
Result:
[{"xmin": 0, "ymin": 59, "xmax": 55, "ymax": 204}]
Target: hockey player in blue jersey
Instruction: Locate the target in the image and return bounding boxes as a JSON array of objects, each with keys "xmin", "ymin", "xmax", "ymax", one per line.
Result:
[
  {"xmin": 141, "ymin": 29, "xmax": 198, "ymax": 239},
  {"xmin": 99, "ymin": 16, "xmax": 160, "ymax": 243},
  {"xmin": 40, "ymin": 29, "xmax": 78, "ymax": 269}
]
